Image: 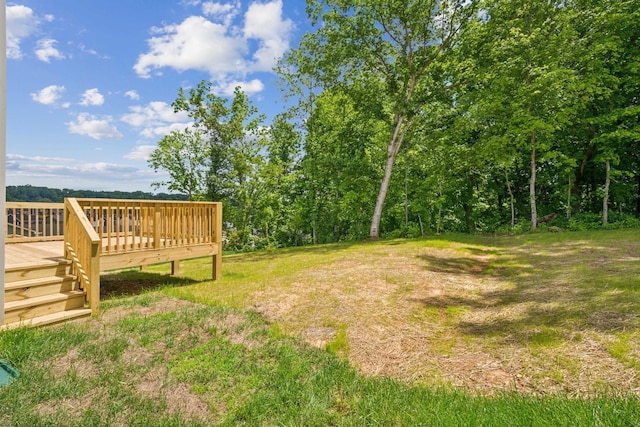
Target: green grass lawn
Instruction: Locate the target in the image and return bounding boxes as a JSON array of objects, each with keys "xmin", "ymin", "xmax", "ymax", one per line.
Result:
[{"xmin": 1, "ymin": 229, "xmax": 639, "ymax": 425}]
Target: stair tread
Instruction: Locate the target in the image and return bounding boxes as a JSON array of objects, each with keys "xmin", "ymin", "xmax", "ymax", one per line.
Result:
[
  {"xmin": 4, "ymin": 258, "xmax": 71, "ymax": 272},
  {"xmin": 1, "ymin": 308, "xmax": 92, "ymax": 330},
  {"xmin": 5, "ymin": 275, "xmax": 77, "ymax": 291},
  {"xmin": 4, "ymin": 291, "xmax": 85, "ymax": 311}
]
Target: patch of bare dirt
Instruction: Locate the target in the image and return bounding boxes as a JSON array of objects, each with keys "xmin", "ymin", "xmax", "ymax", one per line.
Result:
[
  {"xmin": 100, "ymin": 298, "xmax": 199, "ymax": 325},
  {"xmin": 252, "ymin": 243, "xmax": 640, "ymax": 396},
  {"xmin": 136, "ymin": 368, "xmax": 213, "ymax": 423},
  {"xmin": 50, "ymin": 348, "xmax": 98, "ymax": 380},
  {"xmin": 36, "ymin": 396, "xmax": 92, "ymax": 420}
]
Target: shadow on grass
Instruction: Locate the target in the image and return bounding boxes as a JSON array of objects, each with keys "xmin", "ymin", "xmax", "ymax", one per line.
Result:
[
  {"xmin": 100, "ymin": 270, "xmax": 200, "ymax": 298},
  {"xmin": 413, "ymin": 233, "xmax": 640, "ymax": 340},
  {"xmin": 224, "ymin": 241, "xmax": 359, "ymax": 263}
]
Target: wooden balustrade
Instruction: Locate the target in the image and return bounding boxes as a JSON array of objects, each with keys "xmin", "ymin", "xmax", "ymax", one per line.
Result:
[
  {"xmin": 64, "ymin": 198, "xmax": 101, "ymax": 313},
  {"xmin": 75, "ymin": 199, "xmax": 222, "ymax": 279},
  {"xmin": 5, "ymin": 202, "xmax": 65, "ymax": 242},
  {"xmin": 6, "ymin": 198, "xmax": 222, "ymax": 317},
  {"xmin": 75, "ymin": 199, "xmax": 221, "ymax": 251}
]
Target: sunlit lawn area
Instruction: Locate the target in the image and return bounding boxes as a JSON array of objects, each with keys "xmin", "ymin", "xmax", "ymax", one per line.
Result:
[{"xmin": 1, "ymin": 229, "xmax": 639, "ymax": 425}]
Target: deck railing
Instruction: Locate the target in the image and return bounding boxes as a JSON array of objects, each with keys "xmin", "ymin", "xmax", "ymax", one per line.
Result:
[
  {"xmin": 5, "ymin": 202, "xmax": 65, "ymax": 242},
  {"xmin": 75, "ymin": 199, "xmax": 222, "ymax": 256},
  {"xmin": 7, "ymin": 198, "xmax": 222, "ymax": 315},
  {"xmin": 64, "ymin": 198, "xmax": 101, "ymax": 313}
]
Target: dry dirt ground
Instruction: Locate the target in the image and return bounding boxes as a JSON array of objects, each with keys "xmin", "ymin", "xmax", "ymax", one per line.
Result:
[
  {"xmin": 99, "ymin": 236, "xmax": 640, "ymax": 397},
  {"xmin": 247, "ymin": 241, "xmax": 640, "ymax": 397}
]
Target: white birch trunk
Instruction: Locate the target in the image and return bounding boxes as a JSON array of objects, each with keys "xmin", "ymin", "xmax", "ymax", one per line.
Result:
[{"xmin": 369, "ymin": 116, "xmax": 408, "ymax": 239}]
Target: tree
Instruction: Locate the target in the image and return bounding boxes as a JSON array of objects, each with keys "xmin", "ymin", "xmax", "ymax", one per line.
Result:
[
  {"xmin": 148, "ymin": 128, "xmax": 208, "ymax": 200},
  {"xmin": 571, "ymin": 0, "xmax": 640, "ymax": 224},
  {"xmin": 462, "ymin": 0, "xmax": 580, "ymax": 229},
  {"xmin": 172, "ymin": 82, "xmax": 265, "ymax": 202},
  {"xmin": 282, "ymin": 0, "xmax": 479, "ymax": 238}
]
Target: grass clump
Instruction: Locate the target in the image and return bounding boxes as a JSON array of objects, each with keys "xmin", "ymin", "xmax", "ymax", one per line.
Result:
[{"xmin": 326, "ymin": 323, "xmax": 349, "ymax": 358}]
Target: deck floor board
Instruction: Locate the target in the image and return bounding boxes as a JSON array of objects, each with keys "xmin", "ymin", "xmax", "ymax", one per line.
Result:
[{"xmin": 5, "ymin": 241, "xmax": 65, "ymax": 268}]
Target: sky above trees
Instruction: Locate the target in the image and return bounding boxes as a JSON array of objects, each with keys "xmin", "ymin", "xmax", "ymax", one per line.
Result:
[{"xmin": 5, "ymin": 0, "xmax": 308, "ymax": 191}]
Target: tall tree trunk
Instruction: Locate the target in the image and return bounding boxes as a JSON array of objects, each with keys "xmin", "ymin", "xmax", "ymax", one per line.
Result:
[
  {"xmin": 636, "ymin": 169, "xmax": 640, "ymax": 215},
  {"xmin": 603, "ymin": 159, "xmax": 610, "ymax": 226},
  {"xmin": 404, "ymin": 150, "xmax": 409, "ymax": 226},
  {"xmin": 436, "ymin": 183, "xmax": 443, "ymax": 234},
  {"xmin": 567, "ymin": 174, "xmax": 571, "ymax": 219},
  {"xmin": 573, "ymin": 143, "xmax": 596, "ymax": 195},
  {"xmin": 369, "ymin": 116, "xmax": 409, "ymax": 239},
  {"xmin": 505, "ymin": 168, "xmax": 515, "ymax": 228},
  {"xmin": 530, "ymin": 133, "xmax": 537, "ymax": 230}
]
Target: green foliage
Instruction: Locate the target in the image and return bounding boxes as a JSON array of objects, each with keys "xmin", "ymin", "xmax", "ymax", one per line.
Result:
[
  {"xmin": 325, "ymin": 324, "xmax": 349, "ymax": 358},
  {"xmin": 6, "ymin": 185, "xmax": 187, "ymax": 202},
  {"xmin": 148, "ymin": 128, "xmax": 208, "ymax": 200}
]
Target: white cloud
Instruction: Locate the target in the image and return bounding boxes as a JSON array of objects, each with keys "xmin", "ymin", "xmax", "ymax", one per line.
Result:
[
  {"xmin": 202, "ymin": 1, "xmax": 240, "ymax": 26},
  {"xmin": 215, "ymin": 78, "xmax": 264, "ymax": 96},
  {"xmin": 80, "ymin": 88, "xmax": 105, "ymax": 106},
  {"xmin": 5, "ymin": 154, "xmax": 161, "ymax": 192},
  {"xmin": 35, "ymin": 38, "xmax": 65, "ymax": 62},
  {"xmin": 121, "ymin": 101, "xmax": 191, "ymax": 138},
  {"xmin": 134, "ymin": 15, "xmax": 247, "ymax": 78},
  {"xmin": 77, "ymin": 43, "xmax": 108, "ymax": 59},
  {"xmin": 134, "ymin": 0, "xmax": 293, "ymax": 78},
  {"xmin": 31, "ymin": 85, "xmax": 65, "ymax": 105},
  {"xmin": 7, "ymin": 153, "xmax": 75, "ymax": 163},
  {"xmin": 125, "ymin": 145, "xmax": 157, "ymax": 160},
  {"xmin": 67, "ymin": 113, "xmax": 123, "ymax": 139},
  {"xmin": 125, "ymin": 90, "xmax": 140, "ymax": 100},
  {"xmin": 140, "ymin": 123, "xmax": 191, "ymax": 139},
  {"xmin": 6, "ymin": 5, "xmax": 39, "ymax": 59},
  {"xmin": 244, "ymin": 0, "xmax": 293, "ymax": 71}
]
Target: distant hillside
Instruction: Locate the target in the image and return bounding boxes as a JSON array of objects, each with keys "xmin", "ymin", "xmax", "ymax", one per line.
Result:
[{"xmin": 6, "ymin": 185, "xmax": 188, "ymax": 203}]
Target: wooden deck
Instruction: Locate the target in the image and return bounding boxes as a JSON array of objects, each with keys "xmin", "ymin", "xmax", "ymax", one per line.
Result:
[
  {"xmin": 6, "ymin": 240, "xmax": 65, "ymax": 268},
  {"xmin": 3, "ymin": 199, "xmax": 222, "ymax": 329}
]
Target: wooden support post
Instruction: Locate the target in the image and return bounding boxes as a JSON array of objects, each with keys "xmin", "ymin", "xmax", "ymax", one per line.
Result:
[
  {"xmin": 171, "ymin": 260, "xmax": 180, "ymax": 276},
  {"xmin": 89, "ymin": 241, "xmax": 100, "ymax": 315}
]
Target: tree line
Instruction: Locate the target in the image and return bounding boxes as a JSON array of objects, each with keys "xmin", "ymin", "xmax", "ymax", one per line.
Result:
[
  {"xmin": 6, "ymin": 185, "xmax": 187, "ymax": 203},
  {"xmin": 149, "ymin": 0, "xmax": 639, "ymax": 251}
]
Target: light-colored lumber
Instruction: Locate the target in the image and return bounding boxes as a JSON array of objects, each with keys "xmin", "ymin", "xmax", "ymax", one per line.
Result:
[
  {"xmin": 5, "ymin": 198, "xmax": 223, "ymax": 328},
  {"xmin": 5, "ymin": 275, "xmax": 77, "ymax": 301},
  {"xmin": 4, "ymin": 291, "xmax": 85, "ymax": 324},
  {"xmin": 0, "ymin": 308, "xmax": 92, "ymax": 330},
  {"xmin": 100, "ymin": 244, "xmax": 218, "ymax": 271}
]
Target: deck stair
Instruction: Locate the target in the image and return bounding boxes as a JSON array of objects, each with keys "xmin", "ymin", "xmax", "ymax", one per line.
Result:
[{"xmin": 3, "ymin": 258, "xmax": 92, "ymax": 329}]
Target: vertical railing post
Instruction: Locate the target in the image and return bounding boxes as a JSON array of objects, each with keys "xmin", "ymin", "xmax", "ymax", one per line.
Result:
[
  {"xmin": 153, "ymin": 203, "xmax": 161, "ymax": 249},
  {"xmin": 63, "ymin": 200, "xmax": 71, "ymax": 259},
  {"xmin": 213, "ymin": 202, "xmax": 223, "ymax": 280}
]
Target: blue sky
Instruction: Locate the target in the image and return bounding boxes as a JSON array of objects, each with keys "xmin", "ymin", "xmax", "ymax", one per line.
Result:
[{"xmin": 5, "ymin": 0, "xmax": 309, "ymax": 192}]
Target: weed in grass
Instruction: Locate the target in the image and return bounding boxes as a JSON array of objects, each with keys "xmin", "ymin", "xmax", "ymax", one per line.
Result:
[
  {"xmin": 528, "ymin": 327, "xmax": 564, "ymax": 349},
  {"xmin": 606, "ymin": 332, "xmax": 640, "ymax": 369},
  {"xmin": 326, "ymin": 324, "xmax": 349, "ymax": 358}
]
